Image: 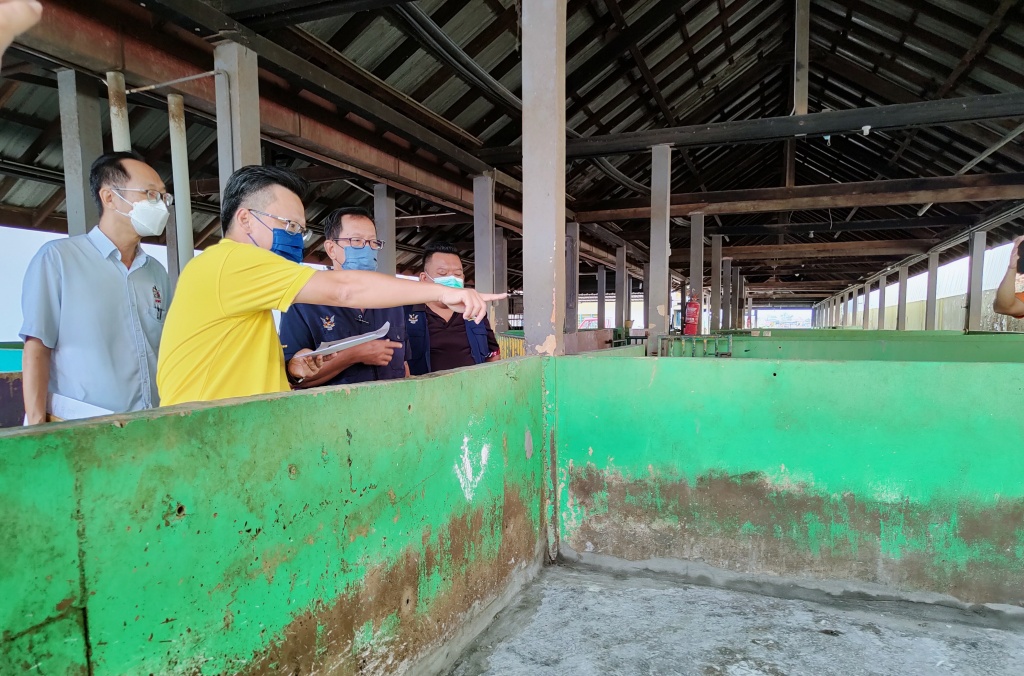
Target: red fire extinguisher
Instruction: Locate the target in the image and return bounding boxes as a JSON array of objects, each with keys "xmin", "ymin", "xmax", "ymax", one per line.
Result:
[{"xmin": 683, "ymin": 298, "xmax": 700, "ymax": 335}]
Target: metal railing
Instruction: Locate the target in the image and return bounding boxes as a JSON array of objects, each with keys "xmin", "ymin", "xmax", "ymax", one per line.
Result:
[
  {"xmin": 496, "ymin": 333, "xmax": 526, "ymax": 358},
  {"xmin": 657, "ymin": 334, "xmax": 733, "ymax": 357}
]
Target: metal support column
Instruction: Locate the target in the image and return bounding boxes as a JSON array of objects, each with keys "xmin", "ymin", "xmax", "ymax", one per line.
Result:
[
  {"xmin": 690, "ymin": 213, "xmax": 705, "ymax": 334},
  {"xmin": 648, "ymin": 145, "xmax": 672, "ymax": 348},
  {"xmin": 625, "ymin": 275, "xmax": 633, "ymax": 324},
  {"xmin": 106, "ymin": 71, "xmax": 131, "ymax": 152},
  {"xmin": 596, "ymin": 264, "xmax": 607, "ymax": 330},
  {"xmin": 722, "ymin": 258, "xmax": 733, "ymax": 330},
  {"xmin": 615, "ymin": 246, "xmax": 627, "ymax": 328},
  {"xmin": 472, "ymin": 174, "xmax": 495, "ymax": 290},
  {"xmin": 925, "ymin": 252, "xmax": 939, "ymax": 330},
  {"xmin": 58, "ymin": 69, "xmax": 102, "ymax": 237},
  {"xmin": 642, "ymin": 263, "xmax": 651, "ymax": 331},
  {"xmin": 214, "ymin": 42, "xmax": 261, "ymax": 199},
  {"xmin": 732, "ymin": 267, "xmax": 742, "ymax": 328},
  {"xmin": 565, "ymin": 221, "xmax": 580, "ymax": 334},
  {"xmin": 711, "ymin": 234, "xmax": 723, "ymax": 331},
  {"xmin": 493, "ymin": 227, "xmax": 509, "ymax": 332},
  {"xmin": 877, "ymin": 275, "xmax": 887, "ymax": 330},
  {"xmin": 167, "ymin": 94, "xmax": 194, "ymax": 287},
  {"xmin": 852, "ymin": 289, "xmax": 859, "ymax": 327},
  {"xmin": 896, "ymin": 265, "xmax": 909, "ymax": 330},
  {"xmin": 374, "ymin": 184, "xmax": 397, "ymax": 275},
  {"xmin": 522, "ymin": 0, "xmax": 567, "ymax": 356},
  {"xmin": 811, "ymin": 306, "xmax": 817, "ymax": 328},
  {"xmin": 862, "ymin": 284, "xmax": 871, "ymax": 329},
  {"xmin": 967, "ymin": 231, "xmax": 986, "ymax": 331}
]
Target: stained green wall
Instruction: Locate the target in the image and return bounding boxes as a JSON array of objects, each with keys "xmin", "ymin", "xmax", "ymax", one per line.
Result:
[
  {"xmin": 553, "ymin": 356, "xmax": 1024, "ymax": 603},
  {"xmin": 9, "ymin": 345, "xmax": 1024, "ymax": 673},
  {"xmin": 710, "ymin": 330, "xmax": 1024, "ymax": 362},
  {"xmin": 0, "ymin": 360, "xmax": 545, "ymax": 675}
]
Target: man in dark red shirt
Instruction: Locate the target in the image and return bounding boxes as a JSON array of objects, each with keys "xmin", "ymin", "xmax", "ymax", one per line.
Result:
[{"xmin": 405, "ymin": 242, "xmax": 500, "ymax": 375}]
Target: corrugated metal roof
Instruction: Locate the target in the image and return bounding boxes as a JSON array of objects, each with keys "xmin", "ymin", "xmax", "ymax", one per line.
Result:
[{"xmin": 1, "ymin": 0, "xmax": 1023, "ymax": 294}]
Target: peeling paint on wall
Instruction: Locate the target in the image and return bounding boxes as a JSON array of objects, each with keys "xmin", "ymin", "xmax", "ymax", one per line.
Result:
[{"xmin": 553, "ymin": 356, "xmax": 1024, "ymax": 604}]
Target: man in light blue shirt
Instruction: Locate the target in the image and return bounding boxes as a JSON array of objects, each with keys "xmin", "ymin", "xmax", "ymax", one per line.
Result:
[{"xmin": 20, "ymin": 151, "xmax": 173, "ymax": 423}]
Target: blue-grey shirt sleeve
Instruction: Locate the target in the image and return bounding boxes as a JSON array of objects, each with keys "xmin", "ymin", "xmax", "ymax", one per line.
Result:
[
  {"xmin": 279, "ymin": 305, "xmax": 316, "ymax": 362},
  {"xmin": 19, "ymin": 244, "xmax": 62, "ymax": 348}
]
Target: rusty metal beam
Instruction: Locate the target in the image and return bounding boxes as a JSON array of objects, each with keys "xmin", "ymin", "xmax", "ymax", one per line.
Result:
[
  {"xmin": 575, "ymin": 173, "xmax": 1024, "ymax": 221},
  {"xmin": 668, "ymin": 239, "xmax": 936, "ymax": 263},
  {"xmin": 480, "ymin": 92, "xmax": 1024, "ymax": 163}
]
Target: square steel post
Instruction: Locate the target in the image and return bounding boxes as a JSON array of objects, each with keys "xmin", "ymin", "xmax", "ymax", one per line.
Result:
[
  {"xmin": 57, "ymin": 69, "xmax": 102, "ymax": 236},
  {"xmin": 167, "ymin": 93, "xmax": 194, "ymax": 288},
  {"xmin": 642, "ymin": 263, "xmax": 651, "ymax": 335},
  {"xmin": 648, "ymin": 145, "xmax": 672, "ymax": 347},
  {"xmin": 862, "ymin": 283, "xmax": 871, "ymax": 329},
  {"xmin": 106, "ymin": 71, "xmax": 131, "ymax": 152},
  {"xmin": 596, "ymin": 264, "xmax": 607, "ymax": 330},
  {"xmin": 690, "ymin": 213, "xmax": 705, "ymax": 334},
  {"xmin": 851, "ymin": 288, "xmax": 859, "ymax": 327},
  {"xmin": 215, "ymin": 42, "xmax": 261, "ymax": 200},
  {"xmin": 472, "ymin": 174, "xmax": 495, "ymax": 290},
  {"xmin": 722, "ymin": 258, "xmax": 733, "ymax": 330},
  {"xmin": 925, "ymin": 252, "xmax": 939, "ymax": 330},
  {"xmin": 522, "ymin": 0, "xmax": 567, "ymax": 355},
  {"xmin": 493, "ymin": 227, "xmax": 509, "ymax": 332},
  {"xmin": 565, "ymin": 221, "xmax": 580, "ymax": 334},
  {"xmin": 967, "ymin": 231, "xmax": 986, "ymax": 331},
  {"xmin": 732, "ymin": 267, "xmax": 742, "ymax": 328},
  {"xmin": 711, "ymin": 235, "xmax": 723, "ymax": 331},
  {"xmin": 877, "ymin": 275, "xmax": 887, "ymax": 330},
  {"xmin": 374, "ymin": 184, "xmax": 397, "ymax": 275},
  {"xmin": 896, "ymin": 265, "xmax": 909, "ymax": 330},
  {"xmin": 614, "ymin": 246, "xmax": 627, "ymax": 328}
]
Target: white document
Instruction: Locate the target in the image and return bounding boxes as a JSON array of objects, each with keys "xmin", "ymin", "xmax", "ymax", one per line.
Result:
[
  {"xmin": 305, "ymin": 321, "xmax": 392, "ymax": 358},
  {"xmin": 48, "ymin": 393, "xmax": 114, "ymax": 421}
]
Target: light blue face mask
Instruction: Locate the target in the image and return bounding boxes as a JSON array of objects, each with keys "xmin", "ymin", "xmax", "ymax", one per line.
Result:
[
  {"xmin": 341, "ymin": 246, "xmax": 378, "ymax": 271},
  {"xmin": 427, "ymin": 273, "xmax": 464, "ymax": 289}
]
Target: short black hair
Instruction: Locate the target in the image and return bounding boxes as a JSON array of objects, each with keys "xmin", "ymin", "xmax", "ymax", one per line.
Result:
[
  {"xmin": 422, "ymin": 241, "xmax": 461, "ymax": 270},
  {"xmin": 323, "ymin": 206, "xmax": 374, "ymax": 241},
  {"xmin": 220, "ymin": 165, "xmax": 309, "ymax": 230},
  {"xmin": 90, "ymin": 151, "xmax": 146, "ymax": 211}
]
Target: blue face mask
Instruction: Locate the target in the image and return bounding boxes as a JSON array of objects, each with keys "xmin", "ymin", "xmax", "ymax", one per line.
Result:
[
  {"xmin": 341, "ymin": 246, "xmax": 378, "ymax": 271},
  {"xmin": 249, "ymin": 214, "xmax": 304, "ymax": 264},
  {"xmin": 427, "ymin": 273, "xmax": 465, "ymax": 289}
]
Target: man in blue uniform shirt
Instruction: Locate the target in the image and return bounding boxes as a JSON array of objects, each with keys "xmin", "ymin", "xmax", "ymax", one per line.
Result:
[
  {"xmin": 280, "ymin": 207, "xmax": 405, "ymax": 387},
  {"xmin": 405, "ymin": 242, "xmax": 500, "ymax": 376}
]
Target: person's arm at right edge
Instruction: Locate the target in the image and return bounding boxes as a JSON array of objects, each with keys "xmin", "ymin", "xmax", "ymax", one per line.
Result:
[
  {"xmin": 294, "ymin": 270, "xmax": 504, "ymax": 322},
  {"xmin": 22, "ymin": 337, "xmax": 49, "ymax": 424},
  {"xmin": 993, "ymin": 235, "xmax": 1024, "ymax": 317}
]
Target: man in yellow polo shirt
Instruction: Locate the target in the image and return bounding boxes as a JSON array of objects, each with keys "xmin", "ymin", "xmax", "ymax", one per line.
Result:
[{"xmin": 157, "ymin": 166, "xmax": 503, "ymax": 406}]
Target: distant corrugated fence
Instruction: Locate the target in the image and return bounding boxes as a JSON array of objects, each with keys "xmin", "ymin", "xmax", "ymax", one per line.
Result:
[{"xmin": 497, "ymin": 332, "xmax": 525, "ymax": 358}]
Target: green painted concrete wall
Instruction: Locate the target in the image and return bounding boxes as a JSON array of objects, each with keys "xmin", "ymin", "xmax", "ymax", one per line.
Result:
[
  {"xmin": 553, "ymin": 356, "xmax": 1024, "ymax": 604},
  {"xmin": 9, "ymin": 343, "xmax": 1024, "ymax": 673},
  {"xmin": 714, "ymin": 330, "xmax": 1024, "ymax": 363},
  {"xmin": 0, "ymin": 360, "xmax": 545, "ymax": 675}
]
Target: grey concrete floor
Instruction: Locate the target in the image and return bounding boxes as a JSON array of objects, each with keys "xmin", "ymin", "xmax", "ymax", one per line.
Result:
[{"xmin": 448, "ymin": 565, "xmax": 1024, "ymax": 676}]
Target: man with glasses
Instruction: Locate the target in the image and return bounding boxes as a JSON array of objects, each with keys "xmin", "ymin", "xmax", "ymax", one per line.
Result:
[
  {"xmin": 20, "ymin": 151, "xmax": 173, "ymax": 423},
  {"xmin": 280, "ymin": 207, "xmax": 406, "ymax": 387},
  {"xmin": 157, "ymin": 166, "xmax": 504, "ymax": 405}
]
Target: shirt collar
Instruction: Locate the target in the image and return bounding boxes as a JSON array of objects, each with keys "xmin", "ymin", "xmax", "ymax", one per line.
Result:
[{"xmin": 88, "ymin": 226, "xmax": 148, "ymax": 266}]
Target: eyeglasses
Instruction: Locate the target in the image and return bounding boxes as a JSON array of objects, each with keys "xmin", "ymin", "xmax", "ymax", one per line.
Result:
[
  {"xmin": 247, "ymin": 208, "xmax": 307, "ymax": 235},
  {"xmin": 114, "ymin": 187, "xmax": 174, "ymax": 208},
  {"xmin": 330, "ymin": 237, "xmax": 385, "ymax": 250}
]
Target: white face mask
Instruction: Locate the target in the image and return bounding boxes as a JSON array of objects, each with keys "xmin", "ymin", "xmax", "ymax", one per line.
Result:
[{"xmin": 114, "ymin": 192, "xmax": 170, "ymax": 237}]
